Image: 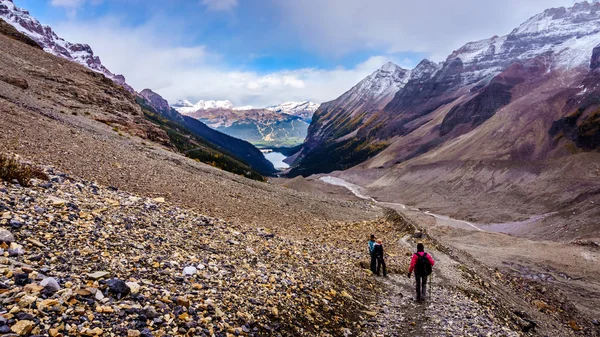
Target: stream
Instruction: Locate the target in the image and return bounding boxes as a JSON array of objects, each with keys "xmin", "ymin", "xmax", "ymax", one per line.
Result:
[{"xmin": 320, "ymin": 176, "xmax": 553, "ymax": 233}]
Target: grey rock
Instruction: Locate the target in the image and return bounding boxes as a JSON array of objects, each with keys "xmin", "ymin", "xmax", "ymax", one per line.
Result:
[
  {"xmin": 0, "ymin": 229, "xmax": 15, "ymax": 243},
  {"xmin": 183, "ymin": 266, "xmax": 197, "ymax": 275},
  {"xmin": 9, "ymin": 218, "xmax": 23, "ymax": 229},
  {"xmin": 40, "ymin": 277, "xmax": 60, "ymax": 293},
  {"xmin": 87, "ymin": 271, "xmax": 110, "ymax": 280}
]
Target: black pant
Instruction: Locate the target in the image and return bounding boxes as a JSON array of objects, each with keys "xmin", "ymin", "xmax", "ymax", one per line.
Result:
[
  {"xmin": 376, "ymin": 256, "xmax": 386, "ymax": 276},
  {"xmin": 370, "ymin": 254, "xmax": 377, "ymax": 274},
  {"xmin": 415, "ymin": 274, "xmax": 428, "ymax": 300}
]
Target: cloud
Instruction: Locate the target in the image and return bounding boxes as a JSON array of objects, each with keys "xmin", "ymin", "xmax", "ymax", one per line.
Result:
[
  {"xmin": 274, "ymin": 0, "xmax": 573, "ymax": 61},
  {"xmin": 48, "ymin": 0, "xmax": 575, "ymax": 107},
  {"xmin": 201, "ymin": 0, "xmax": 238, "ymax": 11},
  {"xmin": 52, "ymin": 17, "xmax": 387, "ymax": 107}
]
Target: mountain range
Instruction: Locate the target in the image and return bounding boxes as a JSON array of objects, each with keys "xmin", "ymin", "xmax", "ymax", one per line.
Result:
[
  {"xmin": 292, "ymin": 1, "xmax": 600, "ymax": 174},
  {"xmin": 288, "ymin": 1, "xmax": 600, "ymax": 238},
  {"xmin": 1, "ymin": 1, "xmax": 600, "ymax": 334},
  {"xmin": 172, "ymin": 100, "xmax": 318, "ymax": 147}
]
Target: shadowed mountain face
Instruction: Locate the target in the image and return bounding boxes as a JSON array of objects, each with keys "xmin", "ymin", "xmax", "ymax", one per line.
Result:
[
  {"xmin": 290, "ymin": 2, "xmax": 600, "ymax": 177},
  {"xmin": 136, "ymin": 90, "xmax": 276, "ymax": 176}
]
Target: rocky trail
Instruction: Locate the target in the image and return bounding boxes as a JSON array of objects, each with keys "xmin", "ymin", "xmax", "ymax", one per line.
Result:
[
  {"xmin": 362, "ymin": 235, "xmax": 523, "ymax": 337},
  {"xmin": 320, "ymin": 176, "xmax": 600, "ymax": 336}
]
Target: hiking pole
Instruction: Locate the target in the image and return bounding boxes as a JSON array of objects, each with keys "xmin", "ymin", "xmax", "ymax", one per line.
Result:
[{"xmin": 430, "ymin": 272, "xmax": 433, "ymax": 300}]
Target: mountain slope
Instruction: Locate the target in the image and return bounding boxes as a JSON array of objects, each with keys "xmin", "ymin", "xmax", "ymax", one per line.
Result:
[
  {"xmin": 0, "ymin": 19, "xmax": 273, "ymax": 180},
  {"xmin": 288, "ymin": 62, "xmax": 412, "ymax": 175},
  {"xmin": 136, "ymin": 89, "xmax": 276, "ymax": 176},
  {"xmin": 292, "ymin": 2, "xmax": 600, "ymax": 178},
  {"xmin": 290, "ymin": 2, "xmax": 600, "ymax": 239},
  {"xmin": 0, "ymin": 0, "xmax": 133, "ymax": 92}
]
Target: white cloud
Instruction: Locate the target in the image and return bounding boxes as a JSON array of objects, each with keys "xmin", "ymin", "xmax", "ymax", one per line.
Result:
[
  {"xmin": 274, "ymin": 0, "xmax": 573, "ymax": 61},
  {"xmin": 201, "ymin": 0, "xmax": 238, "ymax": 11},
  {"xmin": 48, "ymin": 0, "xmax": 577, "ymax": 107},
  {"xmin": 52, "ymin": 17, "xmax": 387, "ymax": 107}
]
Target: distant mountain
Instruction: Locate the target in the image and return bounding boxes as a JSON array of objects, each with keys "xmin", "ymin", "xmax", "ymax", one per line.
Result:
[
  {"xmin": 0, "ymin": 0, "xmax": 134, "ymax": 92},
  {"xmin": 266, "ymin": 101, "xmax": 319, "ymax": 122},
  {"xmin": 136, "ymin": 90, "xmax": 276, "ymax": 176},
  {"xmin": 172, "ymin": 99, "xmax": 235, "ymax": 114},
  {"xmin": 290, "ymin": 1, "xmax": 600, "ymax": 177},
  {"xmin": 172, "ymin": 100, "xmax": 318, "ymax": 147},
  {"xmin": 180, "ymin": 108, "xmax": 309, "ymax": 148}
]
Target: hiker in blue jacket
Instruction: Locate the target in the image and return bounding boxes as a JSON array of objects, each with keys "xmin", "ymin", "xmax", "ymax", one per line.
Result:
[{"xmin": 368, "ymin": 234, "xmax": 377, "ymax": 274}]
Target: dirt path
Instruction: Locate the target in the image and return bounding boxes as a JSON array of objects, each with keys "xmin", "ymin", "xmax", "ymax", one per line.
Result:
[
  {"xmin": 317, "ymin": 176, "xmax": 599, "ymax": 335},
  {"xmin": 319, "ymin": 176, "xmax": 486, "ymax": 232},
  {"xmin": 360, "ymin": 235, "xmax": 522, "ymax": 336}
]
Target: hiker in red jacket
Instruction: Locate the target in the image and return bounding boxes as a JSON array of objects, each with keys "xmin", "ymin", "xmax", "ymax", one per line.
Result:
[{"xmin": 407, "ymin": 243, "xmax": 435, "ymax": 301}]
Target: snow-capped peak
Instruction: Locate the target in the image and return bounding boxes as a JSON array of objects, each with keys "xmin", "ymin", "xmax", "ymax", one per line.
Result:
[
  {"xmin": 266, "ymin": 101, "xmax": 319, "ymax": 114},
  {"xmin": 0, "ymin": 0, "xmax": 134, "ymax": 92},
  {"xmin": 233, "ymin": 105, "xmax": 255, "ymax": 111},
  {"xmin": 345, "ymin": 62, "xmax": 411, "ymax": 102},
  {"xmin": 446, "ymin": 1, "xmax": 600, "ymax": 76},
  {"xmin": 172, "ymin": 100, "xmax": 234, "ymax": 115},
  {"xmin": 318, "ymin": 62, "xmax": 411, "ymax": 113},
  {"xmin": 172, "ymin": 99, "xmax": 194, "ymax": 108},
  {"xmin": 265, "ymin": 101, "xmax": 319, "ymax": 120}
]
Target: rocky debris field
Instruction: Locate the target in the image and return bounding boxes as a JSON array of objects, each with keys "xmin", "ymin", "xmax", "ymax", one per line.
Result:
[
  {"xmin": 1, "ymin": 157, "xmax": 595, "ymax": 336},
  {"xmin": 0, "ymin": 162, "xmax": 397, "ymax": 336}
]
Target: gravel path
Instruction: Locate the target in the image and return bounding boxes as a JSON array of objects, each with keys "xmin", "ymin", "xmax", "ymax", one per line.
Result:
[{"xmin": 359, "ymin": 236, "xmax": 522, "ymax": 337}]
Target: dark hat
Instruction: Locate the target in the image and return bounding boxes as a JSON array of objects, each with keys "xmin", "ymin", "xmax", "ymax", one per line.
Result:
[{"xmin": 417, "ymin": 243, "xmax": 424, "ymax": 252}]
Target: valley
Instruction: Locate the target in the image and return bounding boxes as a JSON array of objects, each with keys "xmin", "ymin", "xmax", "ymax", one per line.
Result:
[{"xmin": 172, "ymin": 101, "xmax": 318, "ymax": 148}]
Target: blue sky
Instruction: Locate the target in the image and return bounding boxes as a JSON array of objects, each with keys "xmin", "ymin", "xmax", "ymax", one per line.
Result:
[{"xmin": 13, "ymin": 0, "xmax": 573, "ymax": 106}]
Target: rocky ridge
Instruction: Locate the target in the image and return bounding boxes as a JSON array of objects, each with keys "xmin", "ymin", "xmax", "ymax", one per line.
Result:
[{"xmin": 0, "ymin": 0, "xmax": 134, "ymax": 92}]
